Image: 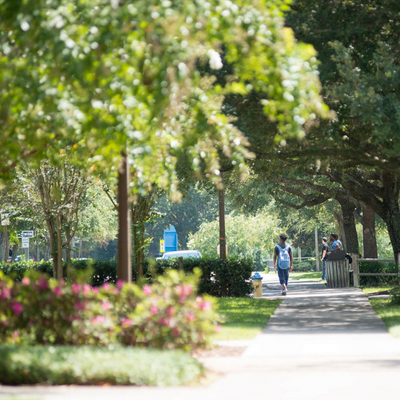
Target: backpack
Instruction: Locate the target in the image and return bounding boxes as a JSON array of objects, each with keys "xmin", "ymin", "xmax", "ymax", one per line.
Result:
[{"xmin": 277, "ymin": 245, "xmax": 290, "ymax": 269}]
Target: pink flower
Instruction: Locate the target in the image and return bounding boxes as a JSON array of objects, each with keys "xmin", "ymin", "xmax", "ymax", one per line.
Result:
[
  {"xmin": 196, "ymin": 296, "xmax": 202, "ymax": 303},
  {"xmin": 12, "ymin": 330, "xmax": 19, "ymax": 339},
  {"xmin": 121, "ymin": 318, "xmax": 133, "ymax": 327},
  {"xmin": 91, "ymin": 315, "xmax": 106, "ymax": 325},
  {"xmin": 186, "ymin": 312, "xmax": 196, "ymax": 322},
  {"xmin": 38, "ymin": 277, "xmax": 48, "ymax": 291},
  {"xmin": 215, "ymin": 324, "xmax": 222, "ymax": 333},
  {"xmin": 183, "ymin": 284, "xmax": 193, "ymax": 296},
  {"xmin": 52, "ymin": 287, "xmax": 62, "ymax": 297},
  {"xmin": 175, "ymin": 285, "xmax": 183, "ymax": 295},
  {"xmin": 116, "ymin": 280, "xmax": 124, "ymax": 289},
  {"xmin": 76, "ymin": 301, "xmax": 85, "ymax": 310},
  {"xmin": 21, "ymin": 277, "xmax": 30, "ymax": 285},
  {"xmin": 102, "ymin": 282, "xmax": 110, "ymax": 290},
  {"xmin": 173, "ymin": 328, "xmax": 180, "ymax": 337},
  {"xmin": 143, "ymin": 285, "xmax": 152, "ymax": 296},
  {"xmin": 0, "ymin": 288, "xmax": 11, "ymax": 300},
  {"xmin": 158, "ymin": 317, "xmax": 170, "ymax": 327},
  {"xmin": 11, "ymin": 302, "xmax": 23, "ymax": 316},
  {"xmin": 83, "ymin": 284, "xmax": 91, "ymax": 297},
  {"xmin": 201, "ymin": 301, "xmax": 212, "ymax": 311},
  {"xmin": 92, "ymin": 287, "xmax": 99, "ymax": 294},
  {"xmin": 72, "ymin": 283, "xmax": 81, "ymax": 295},
  {"xmin": 59, "ymin": 279, "xmax": 65, "ymax": 286},
  {"xmin": 102, "ymin": 301, "xmax": 111, "ymax": 311},
  {"xmin": 150, "ymin": 305, "xmax": 159, "ymax": 315},
  {"xmin": 167, "ymin": 306, "xmax": 175, "ymax": 317}
]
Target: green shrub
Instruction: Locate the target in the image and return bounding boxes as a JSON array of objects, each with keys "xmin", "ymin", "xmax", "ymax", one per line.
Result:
[
  {"xmin": 152, "ymin": 258, "xmax": 253, "ymax": 297},
  {"xmin": 0, "ymin": 269, "xmax": 218, "ymax": 350},
  {"xmin": 292, "ymin": 261, "xmax": 314, "ymax": 272},
  {"xmin": 359, "ymin": 261, "xmax": 397, "ymax": 286},
  {"xmin": 0, "ymin": 257, "xmax": 253, "ymax": 297},
  {"xmin": 0, "ymin": 345, "xmax": 203, "ymax": 386}
]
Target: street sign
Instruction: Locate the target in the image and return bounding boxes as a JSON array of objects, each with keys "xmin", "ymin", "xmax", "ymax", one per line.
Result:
[
  {"xmin": 22, "ymin": 230, "xmax": 34, "ymax": 238},
  {"xmin": 21, "ymin": 238, "xmax": 29, "ymax": 248},
  {"xmin": 1, "ymin": 219, "xmax": 9, "ymax": 226},
  {"xmin": 160, "ymin": 240, "xmax": 165, "ymax": 253}
]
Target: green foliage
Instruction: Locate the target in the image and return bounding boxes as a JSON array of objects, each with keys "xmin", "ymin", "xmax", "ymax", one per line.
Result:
[
  {"xmin": 0, "ymin": 269, "xmax": 218, "ymax": 350},
  {"xmin": 154, "ymin": 258, "xmax": 254, "ymax": 297},
  {"xmin": 1, "ymin": 257, "xmax": 253, "ymax": 297},
  {"xmin": 215, "ymin": 297, "xmax": 282, "ymax": 340},
  {"xmin": 0, "ymin": 0, "xmax": 327, "ymax": 194},
  {"xmin": 0, "ymin": 345, "xmax": 203, "ymax": 386},
  {"xmin": 290, "ymin": 272, "xmax": 322, "ymax": 281},
  {"xmin": 187, "ymin": 212, "xmax": 282, "ymax": 262},
  {"xmin": 359, "ymin": 262, "xmax": 397, "ymax": 286},
  {"xmin": 291, "ymin": 261, "xmax": 315, "ymax": 272}
]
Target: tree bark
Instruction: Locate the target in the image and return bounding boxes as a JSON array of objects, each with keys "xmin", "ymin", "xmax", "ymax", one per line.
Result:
[
  {"xmin": 117, "ymin": 152, "xmax": 132, "ymax": 282},
  {"xmin": 339, "ymin": 199, "xmax": 359, "ymax": 254},
  {"xmin": 218, "ymin": 172, "xmax": 226, "ymax": 260},
  {"xmin": 362, "ymin": 207, "xmax": 377, "ymax": 258},
  {"xmin": 4, "ymin": 226, "xmax": 9, "ymax": 262},
  {"xmin": 56, "ymin": 214, "xmax": 63, "ymax": 280}
]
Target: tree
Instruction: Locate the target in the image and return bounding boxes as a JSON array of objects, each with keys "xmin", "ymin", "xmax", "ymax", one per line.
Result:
[
  {"xmin": 1, "ymin": 0, "xmax": 328, "ymax": 280},
  {"xmin": 188, "ymin": 211, "xmax": 282, "ymax": 264}
]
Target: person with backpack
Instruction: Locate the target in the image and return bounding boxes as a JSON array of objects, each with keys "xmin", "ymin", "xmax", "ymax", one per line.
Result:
[{"xmin": 273, "ymin": 234, "xmax": 293, "ymax": 296}]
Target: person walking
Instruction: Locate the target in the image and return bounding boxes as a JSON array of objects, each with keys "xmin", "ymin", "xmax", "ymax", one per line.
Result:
[
  {"xmin": 273, "ymin": 234, "xmax": 293, "ymax": 296},
  {"xmin": 321, "ymin": 237, "xmax": 329, "ymax": 281}
]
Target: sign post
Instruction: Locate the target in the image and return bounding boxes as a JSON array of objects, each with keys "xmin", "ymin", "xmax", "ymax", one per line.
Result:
[
  {"xmin": 21, "ymin": 237, "xmax": 29, "ymax": 262},
  {"xmin": 160, "ymin": 240, "xmax": 165, "ymax": 253}
]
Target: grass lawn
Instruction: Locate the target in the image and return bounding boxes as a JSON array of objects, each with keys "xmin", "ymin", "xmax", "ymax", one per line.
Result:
[
  {"xmin": 368, "ymin": 298, "xmax": 400, "ymax": 338},
  {"xmin": 290, "ymin": 272, "xmax": 323, "ymax": 281},
  {"xmin": 362, "ymin": 286, "xmax": 395, "ymax": 295},
  {"xmin": 214, "ymin": 297, "xmax": 282, "ymax": 340}
]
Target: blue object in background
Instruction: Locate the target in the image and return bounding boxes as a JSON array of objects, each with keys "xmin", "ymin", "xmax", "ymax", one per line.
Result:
[{"xmin": 163, "ymin": 225, "xmax": 178, "ymax": 252}]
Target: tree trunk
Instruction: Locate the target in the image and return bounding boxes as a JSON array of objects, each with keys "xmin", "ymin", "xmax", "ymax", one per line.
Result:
[
  {"xmin": 117, "ymin": 152, "xmax": 132, "ymax": 282},
  {"xmin": 0, "ymin": 229, "xmax": 5, "ymax": 262},
  {"xmin": 218, "ymin": 172, "xmax": 226, "ymax": 260},
  {"xmin": 4, "ymin": 226, "xmax": 9, "ymax": 262},
  {"xmin": 339, "ymin": 199, "xmax": 359, "ymax": 254},
  {"xmin": 334, "ymin": 210, "xmax": 346, "ymax": 248},
  {"xmin": 56, "ymin": 214, "xmax": 63, "ymax": 280},
  {"xmin": 65, "ymin": 227, "xmax": 72, "ymax": 281},
  {"xmin": 11, "ymin": 244, "xmax": 18, "ymax": 262},
  {"xmin": 362, "ymin": 207, "xmax": 377, "ymax": 258}
]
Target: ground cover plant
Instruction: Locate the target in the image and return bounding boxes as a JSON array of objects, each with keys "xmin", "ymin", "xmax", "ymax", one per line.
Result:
[
  {"xmin": 214, "ymin": 298, "xmax": 282, "ymax": 340},
  {"xmin": 368, "ymin": 298, "xmax": 400, "ymax": 338},
  {"xmin": 0, "ymin": 346, "xmax": 203, "ymax": 386},
  {"xmin": 0, "ymin": 269, "xmax": 218, "ymax": 350}
]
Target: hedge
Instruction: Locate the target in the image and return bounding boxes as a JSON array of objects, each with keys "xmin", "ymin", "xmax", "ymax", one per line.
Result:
[
  {"xmin": 0, "ymin": 257, "xmax": 253, "ymax": 297},
  {"xmin": 359, "ymin": 261, "xmax": 398, "ymax": 286},
  {"xmin": 292, "ymin": 261, "xmax": 315, "ymax": 272},
  {"xmin": 0, "ymin": 345, "xmax": 203, "ymax": 386}
]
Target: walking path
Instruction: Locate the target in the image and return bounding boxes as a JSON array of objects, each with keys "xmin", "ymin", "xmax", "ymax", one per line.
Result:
[{"xmin": 2, "ymin": 273, "xmax": 400, "ymax": 399}]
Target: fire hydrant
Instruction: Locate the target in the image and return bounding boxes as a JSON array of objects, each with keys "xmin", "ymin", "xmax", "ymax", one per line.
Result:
[{"xmin": 251, "ymin": 272, "xmax": 263, "ymax": 298}]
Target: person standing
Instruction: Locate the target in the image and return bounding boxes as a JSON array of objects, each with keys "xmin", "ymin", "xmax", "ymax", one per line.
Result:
[
  {"xmin": 273, "ymin": 234, "xmax": 293, "ymax": 296},
  {"xmin": 330, "ymin": 233, "xmax": 341, "ymax": 252},
  {"xmin": 321, "ymin": 237, "xmax": 329, "ymax": 281}
]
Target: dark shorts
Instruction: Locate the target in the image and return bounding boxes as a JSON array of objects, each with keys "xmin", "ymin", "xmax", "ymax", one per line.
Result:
[{"xmin": 277, "ymin": 267, "xmax": 289, "ymax": 286}]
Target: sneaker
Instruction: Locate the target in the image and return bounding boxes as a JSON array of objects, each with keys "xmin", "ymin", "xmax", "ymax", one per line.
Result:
[{"xmin": 282, "ymin": 290, "xmax": 287, "ymax": 296}]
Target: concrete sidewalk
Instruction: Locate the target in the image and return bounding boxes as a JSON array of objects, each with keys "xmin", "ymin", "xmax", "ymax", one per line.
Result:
[{"xmin": 1, "ymin": 273, "xmax": 400, "ymax": 399}]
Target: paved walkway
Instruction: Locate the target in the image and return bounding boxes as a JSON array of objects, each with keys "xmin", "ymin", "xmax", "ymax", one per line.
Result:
[{"xmin": 2, "ymin": 273, "xmax": 400, "ymax": 399}]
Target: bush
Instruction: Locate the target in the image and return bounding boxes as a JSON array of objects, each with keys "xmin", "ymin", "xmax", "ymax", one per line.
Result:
[
  {"xmin": 292, "ymin": 261, "xmax": 314, "ymax": 272},
  {"xmin": 0, "ymin": 269, "xmax": 218, "ymax": 350},
  {"xmin": 152, "ymin": 258, "xmax": 254, "ymax": 297},
  {"xmin": 359, "ymin": 261, "xmax": 397, "ymax": 286},
  {"xmin": 0, "ymin": 257, "xmax": 254, "ymax": 297},
  {"xmin": 0, "ymin": 345, "xmax": 203, "ymax": 386}
]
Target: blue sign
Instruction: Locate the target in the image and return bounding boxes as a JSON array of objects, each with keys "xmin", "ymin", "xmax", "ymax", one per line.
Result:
[{"xmin": 163, "ymin": 225, "xmax": 178, "ymax": 252}]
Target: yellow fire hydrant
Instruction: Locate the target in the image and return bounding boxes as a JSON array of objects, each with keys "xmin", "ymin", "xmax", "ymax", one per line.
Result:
[{"xmin": 251, "ymin": 272, "xmax": 263, "ymax": 298}]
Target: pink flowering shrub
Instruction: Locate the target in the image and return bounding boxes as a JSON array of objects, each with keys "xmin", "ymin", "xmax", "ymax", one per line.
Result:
[
  {"xmin": 0, "ymin": 269, "xmax": 218, "ymax": 350},
  {"xmin": 112, "ymin": 269, "xmax": 218, "ymax": 350}
]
